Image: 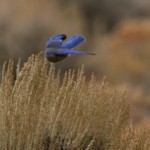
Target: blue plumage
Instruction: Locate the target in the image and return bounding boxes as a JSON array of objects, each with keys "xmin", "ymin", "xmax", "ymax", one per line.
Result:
[
  {"xmin": 44, "ymin": 34, "xmax": 95, "ymax": 62},
  {"xmin": 62, "ymin": 35, "xmax": 86, "ymax": 49},
  {"xmin": 46, "ymin": 34, "xmax": 66, "ymax": 48}
]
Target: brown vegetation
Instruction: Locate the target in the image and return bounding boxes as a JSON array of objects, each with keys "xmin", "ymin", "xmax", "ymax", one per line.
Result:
[
  {"xmin": 0, "ymin": 1, "xmax": 150, "ymax": 148},
  {"xmin": 0, "ymin": 53, "xmax": 150, "ymax": 149}
]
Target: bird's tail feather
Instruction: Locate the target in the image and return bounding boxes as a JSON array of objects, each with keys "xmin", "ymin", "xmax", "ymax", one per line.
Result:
[{"xmin": 56, "ymin": 49, "xmax": 95, "ymax": 55}]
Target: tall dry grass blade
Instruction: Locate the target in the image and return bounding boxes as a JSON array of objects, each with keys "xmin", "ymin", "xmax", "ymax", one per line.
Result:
[{"xmin": 0, "ymin": 52, "xmax": 149, "ymax": 149}]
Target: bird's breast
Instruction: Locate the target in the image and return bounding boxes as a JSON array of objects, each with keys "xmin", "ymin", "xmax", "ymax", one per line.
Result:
[
  {"xmin": 46, "ymin": 54, "xmax": 68, "ymax": 62},
  {"xmin": 45, "ymin": 47, "xmax": 68, "ymax": 62}
]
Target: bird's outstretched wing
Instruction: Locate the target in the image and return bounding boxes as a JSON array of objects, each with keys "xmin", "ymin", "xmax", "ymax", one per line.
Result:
[
  {"xmin": 46, "ymin": 40, "xmax": 62, "ymax": 48},
  {"xmin": 46, "ymin": 34, "xmax": 67, "ymax": 48},
  {"xmin": 62, "ymin": 35, "xmax": 86, "ymax": 49},
  {"xmin": 55, "ymin": 49, "xmax": 95, "ymax": 55}
]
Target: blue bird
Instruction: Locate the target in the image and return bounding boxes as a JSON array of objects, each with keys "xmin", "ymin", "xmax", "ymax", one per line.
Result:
[{"xmin": 44, "ymin": 34, "xmax": 95, "ymax": 62}]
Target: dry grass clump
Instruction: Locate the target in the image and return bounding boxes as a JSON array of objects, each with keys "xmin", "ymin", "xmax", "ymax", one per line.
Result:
[
  {"xmin": 90, "ymin": 20, "xmax": 150, "ymax": 125},
  {"xmin": 0, "ymin": 53, "xmax": 149, "ymax": 150}
]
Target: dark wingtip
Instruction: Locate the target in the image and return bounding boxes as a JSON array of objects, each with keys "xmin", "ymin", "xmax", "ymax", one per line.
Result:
[{"xmin": 61, "ymin": 34, "xmax": 67, "ymax": 40}]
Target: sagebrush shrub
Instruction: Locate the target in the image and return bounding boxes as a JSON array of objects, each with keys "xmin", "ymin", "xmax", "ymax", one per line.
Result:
[{"xmin": 0, "ymin": 53, "xmax": 149, "ymax": 150}]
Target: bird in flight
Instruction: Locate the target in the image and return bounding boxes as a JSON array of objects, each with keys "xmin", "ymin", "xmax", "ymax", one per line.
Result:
[{"xmin": 44, "ymin": 34, "xmax": 95, "ymax": 62}]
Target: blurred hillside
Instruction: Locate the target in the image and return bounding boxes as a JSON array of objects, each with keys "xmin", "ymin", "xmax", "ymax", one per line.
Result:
[{"xmin": 1, "ymin": 0, "xmax": 150, "ymax": 125}]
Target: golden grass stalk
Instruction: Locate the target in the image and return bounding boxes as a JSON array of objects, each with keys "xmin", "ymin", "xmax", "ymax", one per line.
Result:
[{"xmin": 0, "ymin": 53, "xmax": 149, "ymax": 150}]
